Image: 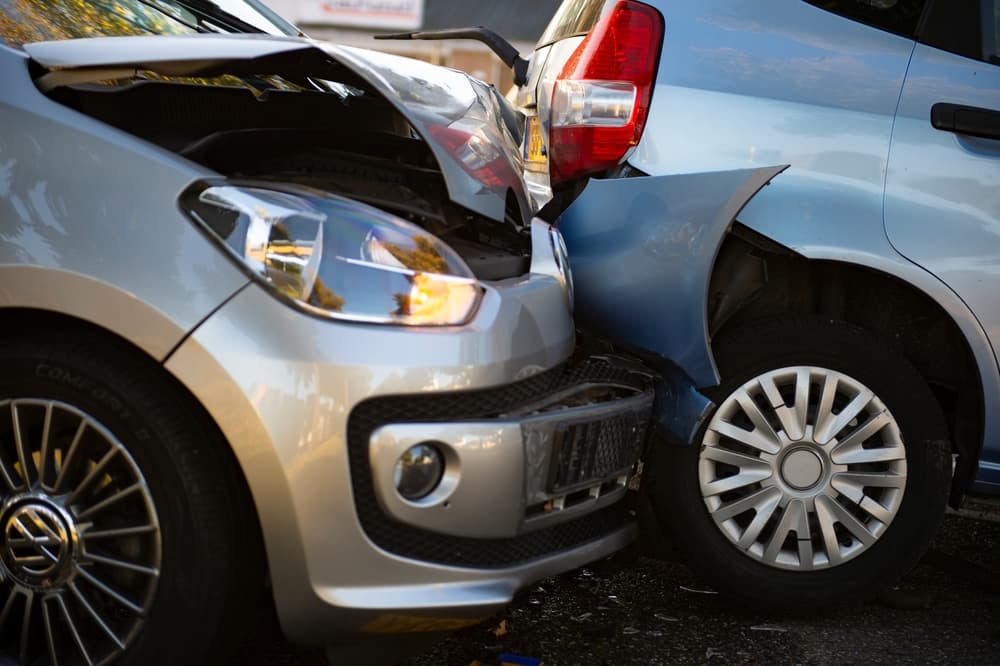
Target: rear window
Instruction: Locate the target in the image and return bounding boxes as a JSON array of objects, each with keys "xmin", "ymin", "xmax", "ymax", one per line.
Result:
[
  {"xmin": 803, "ymin": 0, "xmax": 928, "ymax": 38},
  {"xmin": 537, "ymin": 0, "xmax": 609, "ymax": 47}
]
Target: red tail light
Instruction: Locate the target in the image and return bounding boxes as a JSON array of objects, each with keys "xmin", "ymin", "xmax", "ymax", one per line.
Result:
[
  {"xmin": 428, "ymin": 124, "xmax": 514, "ymax": 189},
  {"xmin": 549, "ymin": 0, "xmax": 663, "ymax": 184}
]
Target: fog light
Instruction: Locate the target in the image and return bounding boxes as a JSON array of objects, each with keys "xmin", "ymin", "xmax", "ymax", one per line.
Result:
[{"xmin": 393, "ymin": 443, "xmax": 444, "ymax": 501}]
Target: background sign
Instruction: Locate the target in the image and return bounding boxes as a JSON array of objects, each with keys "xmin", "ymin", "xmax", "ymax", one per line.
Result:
[{"xmin": 296, "ymin": 0, "xmax": 424, "ymax": 30}]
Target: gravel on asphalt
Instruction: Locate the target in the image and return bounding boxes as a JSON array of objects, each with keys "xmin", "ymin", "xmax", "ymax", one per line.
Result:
[{"xmin": 230, "ymin": 512, "xmax": 1000, "ymax": 665}]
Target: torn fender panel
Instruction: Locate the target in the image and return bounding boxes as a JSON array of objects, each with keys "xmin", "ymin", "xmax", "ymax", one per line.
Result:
[{"xmin": 556, "ymin": 166, "xmax": 788, "ymax": 389}]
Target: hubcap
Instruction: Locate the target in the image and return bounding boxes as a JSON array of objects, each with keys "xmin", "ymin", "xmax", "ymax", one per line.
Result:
[
  {"xmin": 699, "ymin": 367, "xmax": 907, "ymax": 571},
  {"xmin": 780, "ymin": 449, "xmax": 823, "ymax": 490},
  {"xmin": 0, "ymin": 399, "xmax": 161, "ymax": 665}
]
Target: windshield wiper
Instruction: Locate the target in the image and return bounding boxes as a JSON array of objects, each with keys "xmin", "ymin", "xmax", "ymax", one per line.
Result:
[{"xmin": 376, "ymin": 27, "xmax": 529, "ymax": 86}]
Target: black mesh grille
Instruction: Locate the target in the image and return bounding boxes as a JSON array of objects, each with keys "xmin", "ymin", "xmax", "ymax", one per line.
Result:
[
  {"xmin": 549, "ymin": 409, "xmax": 648, "ymax": 492},
  {"xmin": 346, "ymin": 357, "xmax": 651, "ymax": 568}
]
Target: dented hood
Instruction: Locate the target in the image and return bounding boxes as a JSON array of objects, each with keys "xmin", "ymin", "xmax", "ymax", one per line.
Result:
[{"xmin": 24, "ymin": 34, "xmax": 531, "ymax": 224}]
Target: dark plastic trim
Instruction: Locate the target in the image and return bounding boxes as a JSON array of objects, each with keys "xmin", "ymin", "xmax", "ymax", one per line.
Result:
[{"xmin": 931, "ymin": 102, "xmax": 1000, "ymax": 141}]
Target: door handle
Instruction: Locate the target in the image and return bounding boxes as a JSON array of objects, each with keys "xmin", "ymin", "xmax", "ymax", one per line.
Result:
[{"xmin": 931, "ymin": 102, "xmax": 1000, "ymax": 141}]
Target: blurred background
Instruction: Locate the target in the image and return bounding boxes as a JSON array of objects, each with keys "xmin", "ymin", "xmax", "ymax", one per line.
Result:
[{"xmin": 265, "ymin": 0, "xmax": 561, "ymax": 88}]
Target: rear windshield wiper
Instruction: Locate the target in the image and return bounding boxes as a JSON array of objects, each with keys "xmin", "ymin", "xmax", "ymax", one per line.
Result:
[{"xmin": 376, "ymin": 27, "xmax": 529, "ymax": 86}]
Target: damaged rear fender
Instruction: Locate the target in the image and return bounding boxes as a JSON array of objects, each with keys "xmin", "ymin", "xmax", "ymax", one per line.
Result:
[{"xmin": 556, "ymin": 166, "xmax": 788, "ymax": 443}]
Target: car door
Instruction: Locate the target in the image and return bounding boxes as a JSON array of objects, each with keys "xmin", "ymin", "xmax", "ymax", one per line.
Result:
[{"xmin": 884, "ymin": 0, "xmax": 1000, "ymax": 487}]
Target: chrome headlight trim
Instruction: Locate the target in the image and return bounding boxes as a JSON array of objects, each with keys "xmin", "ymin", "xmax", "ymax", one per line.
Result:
[{"xmin": 180, "ymin": 181, "xmax": 483, "ymax": 326}]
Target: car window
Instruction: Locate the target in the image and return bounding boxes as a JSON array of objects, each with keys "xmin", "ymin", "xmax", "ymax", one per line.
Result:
[
  {"xmin": 988, "ymin": 0, "xmax": 1000, "ymax": 61},
  {"xmin": 0, "ymin": 0, "xmax": 197, "ymax": 47},
  {"xmin": 0, "ymin": 0, "xmax": 299, "ymax": 48},
  {"xmin": 803, "ymin": 0, "xmax": 927, "ymax": 38},
  {"xmin": 537, "ymin": 0, "xmax": 609, "ymax": 48},
  {"xmin": 919, "ymin": 0, "xmax": 998, "ymax": 63},
  {"xmin": 199, "ymin": 0, "xmax": 299, "ymax": 36}
]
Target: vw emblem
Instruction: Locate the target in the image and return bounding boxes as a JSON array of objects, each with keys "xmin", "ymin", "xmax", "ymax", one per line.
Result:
[{"xmin": 2, "ymin": 502, "xmax": 71, "ymax": 587}]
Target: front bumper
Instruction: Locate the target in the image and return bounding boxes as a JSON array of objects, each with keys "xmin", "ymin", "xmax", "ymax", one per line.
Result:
[
  {"xmin": 355, "ymin": 356, "xmax": 653, "ymax": 566},
  {"xmin": 164, "ymin": 221, "xmax": 654, "ymax": 648}
]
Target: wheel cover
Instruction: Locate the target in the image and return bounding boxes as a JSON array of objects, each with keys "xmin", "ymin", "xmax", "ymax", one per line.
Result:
[
  {"xmin": 699, "ymin": 367, "xmax": 907, "ymax": 571},
  {"xmin": 0, "ymin": 400, "xmax": 161, "ymax": 665}
]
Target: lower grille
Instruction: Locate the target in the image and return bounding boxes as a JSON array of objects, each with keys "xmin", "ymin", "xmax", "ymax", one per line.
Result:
[
  {"xmin": 549, "ymin": 410, "xmax": 648, "ymax": 492},
  {"xmin": 346, "ymin": 356, "xmax": 652, "ymax": 569}
]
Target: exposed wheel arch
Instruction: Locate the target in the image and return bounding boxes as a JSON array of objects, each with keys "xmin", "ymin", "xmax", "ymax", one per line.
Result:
[{"xmin": 707, "ymin": 227, "xmax": 984, "ymax": 504}]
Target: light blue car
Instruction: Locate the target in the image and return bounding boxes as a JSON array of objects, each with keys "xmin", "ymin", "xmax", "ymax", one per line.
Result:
[{"xmin": 513, "ymin": 0, "xmax": 1000, "ymax": 610}]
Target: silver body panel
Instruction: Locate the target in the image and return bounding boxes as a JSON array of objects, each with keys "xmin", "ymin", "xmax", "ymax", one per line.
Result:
[
  {"xmin": 884, "ymin": 42, "xmax": 1000, "ymax": 484},
  {"xmin": 163, "ymin": 273, "xmax": 627, "ymax": 644},
  {"xmin": 23, "ymin": 32, "xmax": 307, "ymax": 69},
  {"xmin": 0, "ymin": 46, "xmax": 247, "ymax": 359}
]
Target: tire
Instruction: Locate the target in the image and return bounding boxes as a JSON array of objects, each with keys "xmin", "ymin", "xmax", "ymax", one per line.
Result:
[
  {"xmin": 648, "ymin": 317, "xmax": 951, "ymax": 611},
  {"xmin": 0, "ymin": 332, "xmax": 262, "ymax": 665}
]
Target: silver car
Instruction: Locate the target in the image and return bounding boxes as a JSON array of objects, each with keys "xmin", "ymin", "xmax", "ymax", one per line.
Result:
[{"xmin": 0, "ymin": 1, "xmax": 655, "ymax": 663}]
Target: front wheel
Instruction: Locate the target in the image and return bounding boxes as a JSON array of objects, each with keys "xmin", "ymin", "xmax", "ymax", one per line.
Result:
[
  {"xmin": 0, "ymin": 333, "xmax": 262, "ymax": 665},
  {"xmin": 649, "ymin": 318, "xmax": 951, "ymax": 611}
]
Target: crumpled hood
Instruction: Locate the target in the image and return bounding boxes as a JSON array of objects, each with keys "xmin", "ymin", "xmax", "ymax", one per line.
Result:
[{"xmin": 23, "ymin": 33, "xmax": 531, "ymax": 224}]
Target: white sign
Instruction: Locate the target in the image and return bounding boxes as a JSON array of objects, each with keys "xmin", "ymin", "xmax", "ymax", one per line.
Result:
[{"xmin": 297, "ymin": 0, "xmax": 425, "ymax": 30}]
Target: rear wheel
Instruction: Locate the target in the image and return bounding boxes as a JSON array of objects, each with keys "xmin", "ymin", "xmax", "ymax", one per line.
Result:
[
  {"xmin": 649, "ymin": 317, "xmax": 951, "ymax": 610},
  {"xmin": 0, "ymin": 333, "xmax": 261, "ymax": 665}
]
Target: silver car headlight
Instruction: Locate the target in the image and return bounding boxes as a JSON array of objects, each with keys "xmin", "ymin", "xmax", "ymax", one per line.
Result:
[{"xmin": 181, "ymin": 183, "xmax": 482, "ymax": 326}]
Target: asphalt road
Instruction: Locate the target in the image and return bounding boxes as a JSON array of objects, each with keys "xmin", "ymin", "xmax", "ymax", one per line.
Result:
[{"xmin": 231, "ymin": 509, "xmax": 1000, "ymax": 665}]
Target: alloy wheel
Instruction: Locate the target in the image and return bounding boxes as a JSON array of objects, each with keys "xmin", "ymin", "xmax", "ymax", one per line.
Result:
[{"xmin": 0, "ymin": 399, "xmax": 160, "ymax": 665}]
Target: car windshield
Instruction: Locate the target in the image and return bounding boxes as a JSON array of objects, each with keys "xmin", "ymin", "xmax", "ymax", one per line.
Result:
[
  {"xmin": 199, "ymin": 0, "xmax": 299, "ymax": 35},
  {"xmin": 0, "ymin": 0, "xmax": 298, "ymax": 49}
]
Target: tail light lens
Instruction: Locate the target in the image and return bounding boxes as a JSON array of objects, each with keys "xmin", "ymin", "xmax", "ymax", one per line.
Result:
[
  {"xmin": 427, "ymin": 123, "xmax": 514, "ymax": 189},
  {"xmin": 549, "ymin": 0, "xmax": 663, "ymax": 184}
]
